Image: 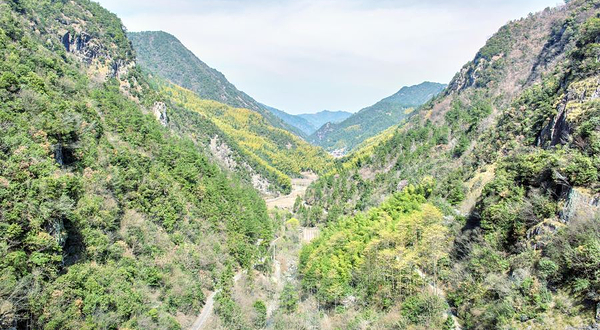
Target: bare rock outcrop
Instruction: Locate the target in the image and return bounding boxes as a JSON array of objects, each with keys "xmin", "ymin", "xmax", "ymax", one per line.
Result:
[{"xmin": 152, "ymin": 102, "xmax": 168, "ymax": 127}]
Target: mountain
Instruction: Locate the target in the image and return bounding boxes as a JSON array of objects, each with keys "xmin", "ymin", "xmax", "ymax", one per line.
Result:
[
  {"xmin": 2, "ymin": 0, "xmax": 599, "ymax": 329},
  {"xmin": 129, "ymin": 31, "xmax": 333, "ymax": 194},
  {"xmin": 263, "ymin": 105, "xmax": 315, "ymax": 136},
  {"xmin": 295, "ymin": 1, "xmax": 600, "ymax": 328},
  {"xmin": 266, "ymin": 107, "xmax": 352, "ymax": 135},
  {"xmin": 128, "ymin": 31, "xmax": 304, "ymax": 136},
  {"xmin": 309, "ymin": 82, "xmax": 446, "ymax": 154},
  {"xmin": 158, "ymin": 80, "xmax": 333, "ymax": 191},
  {"xmin": 0, "ymin": 1, "xmax": 278, "ymax": 329},
  {"xmin": 298, "ymin": 110, "xmax": 353, "ymax": 130}
]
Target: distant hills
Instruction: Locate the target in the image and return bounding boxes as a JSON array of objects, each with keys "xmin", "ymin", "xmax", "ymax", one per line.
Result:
[
  {"xmin": 308, "ymin": 82, "xmax": 446, "ymax": 154},
  {"xmin": 298, "ymin": 110, "xmax": 353, "ymax": 132},
  {"xmin": 266, "ymin": 107, "xmax": 352, "ymax": 135}
]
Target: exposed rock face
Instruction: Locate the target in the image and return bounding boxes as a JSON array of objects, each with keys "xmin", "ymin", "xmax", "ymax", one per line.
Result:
[
  {"xmin": 252, "ymin": 174, "xmax": 271, "ymax": 195},
  {"xmin": 447, "ymin": 56, "xmax": 491, "ymax": 94},
  {"xmin": 209, "ymin": 135, "xmax": 237, "ymax": 170},
  {"xmin": 61, "ymin": 31, "xmax": 100, "ymax": 64},
  {"xmin": 559, "ymin": 188, "xmax": 600, "ymax": 223},
  {"xmin": 54, "ymin": 143, "xmax": 75, "ymax": 167},
  {"xmin": 152, "ymin": 102, "xmax": 168, "ymax": 126},
  {"xmin": 396, "ymin": 180, "xmax": 409, "ymax": 191},
  {"xmin": 537, "ymin": 77, "xmax": 600, "ymax": 148},
  {"xmin": 54, "ymin": 143, "xmax": 64, "ymax": 166},
  {"xmin": 209, "ymin": 135, "xmax": 273, "ymax": 194},
  {"xmin": 536, "ymin": 99, "xmax": 572, "ymax": 147},
  {"xmin": 56, "ymin": 12, "xmax": 135, "ymax": 80}
]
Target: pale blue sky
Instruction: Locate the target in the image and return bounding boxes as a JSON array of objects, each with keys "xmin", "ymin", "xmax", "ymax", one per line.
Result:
[{"xmin": 98, "ymin": 0, "xmax": 563, "ymax": 114}]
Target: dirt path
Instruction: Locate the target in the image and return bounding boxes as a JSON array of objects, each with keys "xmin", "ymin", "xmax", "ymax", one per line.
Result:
[
  {"xmin": 190, "ymin": 272, "xmax": 243, "ymax": 330},
  {"xmin": 190, "ymin": 174, "xmax": 318, "ymax": 329},
  {"xmin": 266, "ymin": 172, "xmax": 317, "ymax": 210}
]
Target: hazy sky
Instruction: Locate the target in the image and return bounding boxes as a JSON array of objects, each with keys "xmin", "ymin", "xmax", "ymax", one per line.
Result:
[{"xmin": 98, "ymin": 0, "xmax": 562, "ymax": 114}]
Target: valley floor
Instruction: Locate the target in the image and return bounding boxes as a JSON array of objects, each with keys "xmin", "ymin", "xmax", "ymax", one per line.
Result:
[
  {"xmin": 191, "ymin": 173, "xmax": 319, "ymax": 330},
  {"xmin": 266, "ymin": 173, "xmax": 318, "ymax": 210}
]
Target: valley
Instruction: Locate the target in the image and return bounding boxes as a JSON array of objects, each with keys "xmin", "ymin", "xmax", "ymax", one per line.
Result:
[
  {"xmin": 192, "ymin": 172, "xmax": 319, "ymax": 330},
  {"xmin": 198, "ymin": 174, "xmax": 321, "ymax": 329},
  {"xmin": 0, "ymin": 0, "xmax": 598, "ymax": 329}
]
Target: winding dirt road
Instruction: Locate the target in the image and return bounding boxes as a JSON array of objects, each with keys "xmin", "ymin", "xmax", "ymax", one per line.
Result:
[{"xmin": 189, "ymin": 272, "xmax": 242, "ymax": 330}]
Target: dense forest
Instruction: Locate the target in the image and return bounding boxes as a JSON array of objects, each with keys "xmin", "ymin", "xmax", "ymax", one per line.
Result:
[
  {"xmin": 295, "ymin": 0, "xmax": 600, "ymax": 328},
  {"xmin": 0, "ymin": 0, "xmax": 273, "ymax": 328},
  {"xmin": 0, "ymin": 0, "xmax": 598, "ymax": 329}
]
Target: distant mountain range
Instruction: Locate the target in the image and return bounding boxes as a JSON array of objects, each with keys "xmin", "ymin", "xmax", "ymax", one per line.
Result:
[
  {"xmin": 266, "ymin": 107, "xmax": 352, "ymax": 135},
  {"xmin": 308, "ymin": 82, "xmax": 447, "ymax": 154},
  {"xmin": 298, "ymin": 110, "xmax": 353, "ymax": 132},
  {"xmin": 128, "ymin": 31, "xmax": 444, "ymax": 153}
]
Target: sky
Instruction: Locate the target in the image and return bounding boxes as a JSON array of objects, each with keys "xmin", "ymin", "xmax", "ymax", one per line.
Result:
[{"xmin": 97, "ymin": 0, "xmax": 562, "ymax": 114}]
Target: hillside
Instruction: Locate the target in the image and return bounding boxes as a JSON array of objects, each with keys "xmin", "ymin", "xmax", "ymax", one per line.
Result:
[
  {"xmin": 309, "ymin": 81, "xmax": 446, "ymax": 154},
  {"xmin": 0, "ymin": 1, "xmax": 275, "ymax": 329},
  {"xmin": 1, "ymin": 0, "xmax": 599, "ymax": 329},
  {"xmin": 128, "ymin": 31, "xmax": 334, "ymax": 194},
  {"xmin": 295, "ymin": 1, "xmax": 600, "ymax": 328},
  {"xmin": 128, "ymin": 31, "xmax": 303, "ymax": 136},
  {"xmin": 157, "ymin": 81, "xmax": 333, "ymax": 192}
]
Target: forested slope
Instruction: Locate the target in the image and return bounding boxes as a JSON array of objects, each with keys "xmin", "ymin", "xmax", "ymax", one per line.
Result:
[
  {"xmin": 157, "ymin": 81, "xmax": 333, "ymax": 192},
  {"xmin": 129, "ymin": 31, "xmax": 334, "ymax": 194},
  {"xmin": 297, "ymin": 1, "xmax": 600, "ymax": 328},
  {"xmin": 0, "ymin": 1, "xmax": 274, "ymax": 329},
  {"xmin": 309, "ymin": 82, "xmax": 446, "ymax": 154},
  {"xmin": 128, "ymin": 31, "xmax": 304, "ymax": 136}
]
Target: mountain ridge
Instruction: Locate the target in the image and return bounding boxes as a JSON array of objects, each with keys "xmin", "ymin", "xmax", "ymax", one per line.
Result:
[
  {"xmin": 0, "ymin": 1, "xmax": 276, "ymax": 328},
  {"xmin": 309, "ymin": 81, "xmax": 446, "ymax": 154},
  {"xmin": 128, "ymin": 30, "xmax": 305, "ymax": 137},
  {"xmin": 129, "ymin": 31, "xmax": 333, "ymax": 194}
]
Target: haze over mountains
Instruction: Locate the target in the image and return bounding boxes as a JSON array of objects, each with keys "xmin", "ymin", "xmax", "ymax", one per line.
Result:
[
  {"xmin": 1, "ymin": 0, "xmax": 599, "ymax": 329},
  {"xmin": 266, "ymin": 107, "xmax": 352, "ymax": 135}
]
